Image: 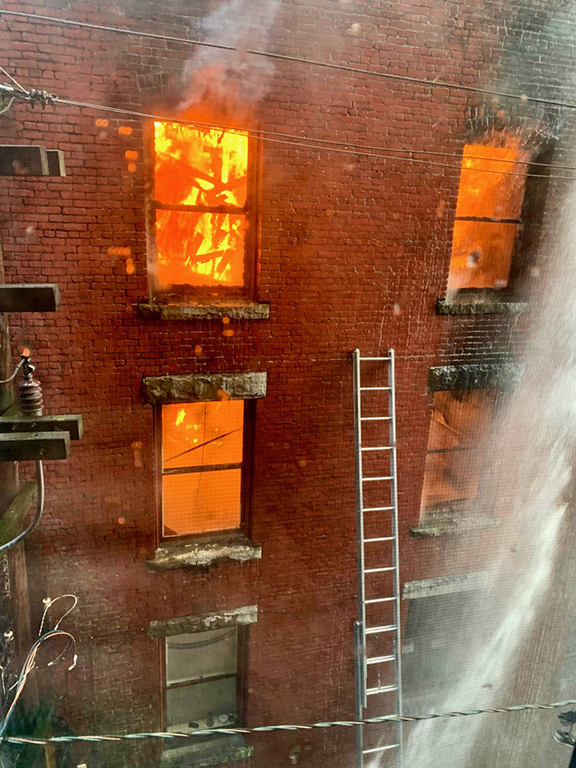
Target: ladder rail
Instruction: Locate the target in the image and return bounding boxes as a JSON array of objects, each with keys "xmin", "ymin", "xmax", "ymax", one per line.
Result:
[{"xmin": 389, "ymin": 349, "xmax": 404, "ymax": 765}]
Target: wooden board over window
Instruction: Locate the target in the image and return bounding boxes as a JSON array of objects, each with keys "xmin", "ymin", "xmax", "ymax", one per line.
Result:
[{"xmin": 447, "ymin": 144, "xmax": 530, "ymax": 293}]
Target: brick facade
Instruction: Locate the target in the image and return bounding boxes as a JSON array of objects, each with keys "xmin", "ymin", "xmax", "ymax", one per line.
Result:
[{"xmin": 0, "ymin": 1, "xmax": 575, "ymax": 766}]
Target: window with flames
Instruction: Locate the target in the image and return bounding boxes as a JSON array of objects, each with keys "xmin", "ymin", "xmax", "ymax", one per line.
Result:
[
  {"xmin": 420, "ymin": 389, "xmax": 497, "ymax": 515},
  {"xmin": 151, "ymin": 121, "xmax": 256, "ymax": 295},
  {"xmin": 447, "ymin": 144, "xmax": 530, "ymax": 294},
  {"xmin": 159, "ymin": 400, "xmax": 248, "ymax": 538}
]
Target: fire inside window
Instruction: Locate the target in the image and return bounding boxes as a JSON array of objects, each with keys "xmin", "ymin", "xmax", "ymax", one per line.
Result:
[
  {"xmin": 447, "ymin": 144, "xmax": 530, "ymax": 293},
  {"xmin": 165, "ymin": 627, "xmax": 239, "ymax": 740},
  {"xmin": 152, "ymin": 121, "xmax": 252, "ymax": 292},
  {"xmin": 420, "ymin": 389, "xmax": 497, "ymax": 514},
  {"xmin": 160, "ymin": 400, "xmax": 245, "ymax": 537}
]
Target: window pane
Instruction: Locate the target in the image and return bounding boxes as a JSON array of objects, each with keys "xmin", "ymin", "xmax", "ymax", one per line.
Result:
[
  {"xmin": 162, "ymin": 469, "xmax": 242, "ymax": 536},
  {"xmin": 455, "ymin": 144, "xmax": 529, "ymax": 220},
  {"xmin": 447, "ymin": 220, "xmax": 518, "ymax": 291},
  {"xmin": 166, "ymin": 628, "xmax": 238, "ymax": 685},
  {"xmin": 155, "ymin": 209, "xmax": 246, "ymax": 289},
  {"xmin": 154, "ymin": 121, "xmax": 248, "ymax": 208},
  {"xmin": 162, "ymin": 401, "xmax": 244, "ymax": 470},
  {"xmin": 420, "ymin": 390, "xmax": 496, "ymax": 511},
  {"xmin": 166, "ymin": 677, "xmax": 237, "ymax": 732}
]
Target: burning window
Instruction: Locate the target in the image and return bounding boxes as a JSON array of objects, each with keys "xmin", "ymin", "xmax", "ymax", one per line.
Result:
[
  {"xmin": 165, "ymin": 627, "xmax": 239, "ymax": 741},
  {"xmin": 160, "ymin": 400, "xmax": 247, "ymax": 537},
  {"xmin": 152, "ymin": 121, "xmax": 254, "ymax": 293},
  {"xmin": 447, "ymin": 144, "xmax": 530, "ymax": 294},
  {"xmin": 420, "ymin": 389, "xmax": 497, "ymax": 514}
]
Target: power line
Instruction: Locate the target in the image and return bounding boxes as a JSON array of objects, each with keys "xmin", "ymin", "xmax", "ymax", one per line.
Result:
[
  {"xmin": 3, "ymin": 10, "xmax": 576, "ymax": 112},
  {"xmin": 2, "ymin": 698, "xmax": 576, "ymax": 746},
  {"xmin": 57, "ymin": 97, "xmax": 576, "ymax": 181}
]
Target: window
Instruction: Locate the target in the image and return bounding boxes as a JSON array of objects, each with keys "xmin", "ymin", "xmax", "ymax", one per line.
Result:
[
  {"xmin": 420, "ymin": 389, "xmax": 497, "ymax": 515},
  {"xmin": 150, "ymin": 121, "xmax": 257, "ymax": 297},
  {"xmin": 447, "ymin": 144, "xmax": 530, "ymax": 294},
  {"xmin": 159, "ymin": 399, "xmax": 250, "ymax": 538},
  {"xmin": 165, "ymin": 626, "xmax": 240, "ymax": 737}
]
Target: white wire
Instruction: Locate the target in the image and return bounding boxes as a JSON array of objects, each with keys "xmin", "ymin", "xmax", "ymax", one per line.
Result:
[
  {"xmin": 38, "ymin": 594, "xmax": 78, "ymax": 636},
  {"xmin": 0, "ymin": 358, "xmax": 23, "ymax": 385}
]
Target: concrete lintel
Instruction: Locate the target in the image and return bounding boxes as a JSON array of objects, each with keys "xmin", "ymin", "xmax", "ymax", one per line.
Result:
[
  {"xmin": 149, "ymin": 604, "xmax": 258, "ymax": 639},
  {"xmin": 403, "ymin": 571, "xmax": 488, "ymax": 600},
  {"xmin": 138, "ymin": 301, "xmax": 269, "ymax": 321},
  {"xmin": 436, "ymin": 297, "xmax": 529, "ymax": 316},
  {"xmin": 142, "ymin": 372, "xmax": 267, "ymax": 405},
  {"xmin": 147, "ymin": 535, "xmax": 262, "ymax": 573},
  {"xmin": 428, "ymin": 362, "xmax": 523, "ymax": 392}
]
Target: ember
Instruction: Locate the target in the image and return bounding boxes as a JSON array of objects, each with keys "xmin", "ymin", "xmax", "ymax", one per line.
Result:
[{"xmin": 153, "ymin": 121, "xmax": 249, "ymax": 290}]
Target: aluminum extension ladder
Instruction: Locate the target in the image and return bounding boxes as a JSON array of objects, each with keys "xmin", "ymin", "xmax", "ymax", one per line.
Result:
[{"xmin": 353, "ymin": 349, "xmax": 403, "ymax": 768}]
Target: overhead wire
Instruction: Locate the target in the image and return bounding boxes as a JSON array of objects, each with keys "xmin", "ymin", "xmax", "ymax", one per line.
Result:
[
  {"xmin": 50, "ymin": 97, "xmax": 576, "ymax": 181},
  {"xmin": 3, "ymin": 9, "xmax": 576, "ymax": 112},
  {"xmin": 2, "ymin": 698, "xmax": 576, "ymax": 746},
  {"xmin": 0, "ymin": 461, "xmax": 44, "ymax": 554}
]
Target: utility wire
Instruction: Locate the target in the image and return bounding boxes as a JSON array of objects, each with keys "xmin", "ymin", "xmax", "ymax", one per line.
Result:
[
  {"xmin": 3, "ymin": 10, "xmax": 576, "ymax": 112},
  {"xmin": 0, "ymin": 460, "xmax": 44, "ymax": 553},
  {"xmin": 0, "ymin": 65, "xmax": 26, "ymax": 93},
  {"xmin": 2, "ymin": 698, "xmax": 576, "ymax": 746},
  {"xmin": 53, "ymin": 97, "xmax": 576, "ymax": 181}
]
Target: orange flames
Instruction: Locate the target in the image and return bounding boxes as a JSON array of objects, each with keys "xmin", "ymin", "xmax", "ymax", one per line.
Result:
[
  {"xmin": 447, "ymin": 144, "xmax": 530, "ymax": 293},
  {"xmin": 153, "ymin": 121, "xmax": 249, "ymax": 289}
]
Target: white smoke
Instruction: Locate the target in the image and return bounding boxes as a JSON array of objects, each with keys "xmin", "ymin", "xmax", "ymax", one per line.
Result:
[{"xmin": 179, "ymin": 0, "xmax": 281, "ymax": 115}]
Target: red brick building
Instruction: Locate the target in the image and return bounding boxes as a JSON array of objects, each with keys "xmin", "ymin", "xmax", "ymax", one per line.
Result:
[{"xmin": 0, "ymin": 1, "xmax": 575, "ymax": 766}]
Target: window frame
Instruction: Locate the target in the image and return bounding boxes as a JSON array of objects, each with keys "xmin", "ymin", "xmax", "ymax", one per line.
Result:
[
  {"xmin": 160, "ymin": 625, "xmax": 249, "ymax": 742},
  {"xmin": 154, "ymin": 399, "xmax": 255, "ymax": 543},
  {"xmin": 146, "ymin": 120, "xmax": 261, "ymax": 301},
  {"xmin": 445, "ymin": 139, "xmax": 554, "ymax": 300},
  {"xmin": 419, "ymin": 387, "xmax": 502, "ymax": 517}
]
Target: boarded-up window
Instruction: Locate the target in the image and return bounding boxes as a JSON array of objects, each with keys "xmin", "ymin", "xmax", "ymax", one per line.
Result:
[
  {"xmin": 420, "ymin": 390, "xmax": 496, "ymax": 513},
  {"xmin": 160, "ymin": 401, "xmax": 245, "ymax": 537},
  {"xmin": 165, "ymin": 628, "xmax": 239, "ymax": 735},
  {"xmin": 152, "ymin": 121, "xmax": 254, "ymax": 293},
  {"xmin": 447, "ymin": 145, "xmax": 530, "ymax": 293}
]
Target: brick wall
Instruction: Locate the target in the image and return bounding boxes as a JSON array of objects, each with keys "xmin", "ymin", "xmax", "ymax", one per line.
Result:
[{"xmin": 0, "ymin": 1, "xmax": 575, "ymax": 765}]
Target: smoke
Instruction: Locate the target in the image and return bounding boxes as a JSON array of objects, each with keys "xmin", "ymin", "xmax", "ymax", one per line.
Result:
[{"xmin": 179, "ymin": 0, "xmax": 281, "ymax": 119}]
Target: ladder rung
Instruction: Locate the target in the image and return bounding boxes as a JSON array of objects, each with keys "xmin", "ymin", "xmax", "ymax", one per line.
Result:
[
  {"xmin": 362, "ymin": 476, "xmax": 393, "ymax": 482},
  {"xmin": 359, "ymin": 356, "xmax": 391, "ymax": 361},
  {"xmin": 366, "ymin": 624, "xmax": 397, "ymax": 634},
  {"xmin": 360, "ymin": 386, "xmax": 391, "ymax": 391},
  {"xmin": 366, "ymin": 654, "xmax": 396, "ymax": 665},
  {"xmin": 364, "ymin": 536, "xmax": 395, "ymax": 542},
  {"xmin": 363, "ymin": 506, "xmax": 394, "ymax": 512},
  {"xmin": 365, "ymin": 596, "xmax": 396, "ymax": 604},
  {"xmin": 367, "ymin": 684, "xmax": 398, "ymax": 696},
  {"xmin": 365, "ymin": 567, "xmax": 395, "ymax": 573},
  {"xmin": 361, "ymin": 446, "xmax": 393, "ymax": 452},
  {"xmin": 363, "ymin": 744, "xmax": 399, "ymax": 755},
  {"xmin": 360, "ymin": 416, "xmax": 391, "ymax": 421}
]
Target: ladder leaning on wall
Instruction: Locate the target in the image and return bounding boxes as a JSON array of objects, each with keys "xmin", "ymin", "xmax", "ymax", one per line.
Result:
[{"xmin": 352, "ymin": 349, "xmax": 403, "ymax": 768}]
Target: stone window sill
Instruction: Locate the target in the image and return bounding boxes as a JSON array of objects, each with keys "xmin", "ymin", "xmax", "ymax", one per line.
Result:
[
  {"xmin": 411, "ymin": 511, "xmax": 500, "ymax": 538},
  {"xmin": 160, "ymin": 737, "xmax": 253, "ymax": 768},
  {"xmin": 147, "ymin": 535, "xmax": 262, "ymax": 572},
  {"xmin": 137, "ymin": 300, "xmax": 269, "ymax": 321},
  {"xmin": 436, "ymin": 297, "xmax": 529, "ymax": 316}
]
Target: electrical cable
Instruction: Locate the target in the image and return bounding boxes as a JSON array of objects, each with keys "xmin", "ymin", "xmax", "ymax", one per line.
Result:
[
  {"xmin": 51, "ymin": 97, "xmax": 576, "ymax": 181},
  {"xmin": 2, "ymin": 79, "xmax": 576, "ymax": 178},
  {"xmin": 0, "ymin": 65, "xmax": 26, "ymax": 93},
  {"xmin": 38, "ymin": 595, "xmax": 78, "ymax": 637},
  {"xmin": 0, "ymin": 97, "xmax": 15, "ymax": 117},
  {"xmin": 2, "ymin": 698, "xmax": 576, "ymax": 746},
  {"xmin": 4, "ymin": 9, "xmax": 576, "ymax": 112},
  {"xmin": 0, "ymin": 461, "xmax": 44, "ymax": 553},
  {"xmin": 0, "ymin": 359, "xmax": 23, "ymax": 386}
]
